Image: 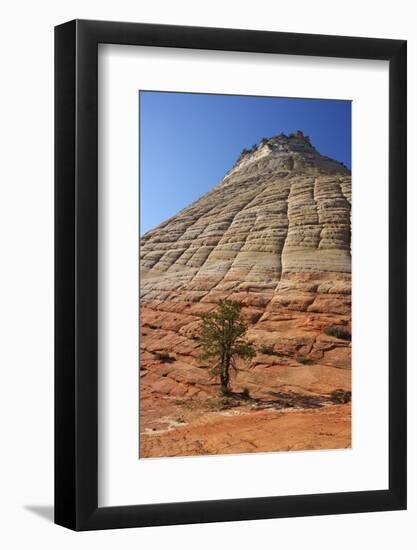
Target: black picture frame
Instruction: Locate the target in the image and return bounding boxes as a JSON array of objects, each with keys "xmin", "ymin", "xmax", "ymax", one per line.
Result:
[{"xmin": 55, "ymin": 19, "xmax": 407, "ymax": 531}]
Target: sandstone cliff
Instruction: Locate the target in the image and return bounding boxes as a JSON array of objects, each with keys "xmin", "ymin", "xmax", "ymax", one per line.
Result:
[{"xmin": 140, "ymin": 131, "xmax": 351, "ymax": 457}]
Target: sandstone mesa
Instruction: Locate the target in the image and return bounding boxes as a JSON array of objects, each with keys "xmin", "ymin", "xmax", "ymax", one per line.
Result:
[{"xmin": 139, "ymin": 131, "xmax": 351, "ymax": 457}]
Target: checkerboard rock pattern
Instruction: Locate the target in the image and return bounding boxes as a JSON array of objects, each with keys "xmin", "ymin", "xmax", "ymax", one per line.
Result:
[{"xmin": 140, "ymin": 132, "xmax": 351, "ymax": 404}]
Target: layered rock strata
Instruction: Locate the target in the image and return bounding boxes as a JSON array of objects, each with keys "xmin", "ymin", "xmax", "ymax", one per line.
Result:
[{"xmin": 140, "ymin": 131, "xmax": 351, "ymax": 455}]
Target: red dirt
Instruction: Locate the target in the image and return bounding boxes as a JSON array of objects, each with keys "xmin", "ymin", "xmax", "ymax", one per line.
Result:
[{"xmin": 140, "ymin": 400, "xmax": 351, "ymax": 458}]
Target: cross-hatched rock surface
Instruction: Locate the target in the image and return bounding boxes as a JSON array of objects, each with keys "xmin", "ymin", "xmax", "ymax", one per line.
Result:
[{"xmin": 139, "ymin": 131, "xmax": 351, "ymax": 457}]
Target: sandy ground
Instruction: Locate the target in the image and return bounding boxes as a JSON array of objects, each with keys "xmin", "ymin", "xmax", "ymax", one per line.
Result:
[{"xmin": 140, "ymin": 400, "xmax": 351, "ymax": 458}]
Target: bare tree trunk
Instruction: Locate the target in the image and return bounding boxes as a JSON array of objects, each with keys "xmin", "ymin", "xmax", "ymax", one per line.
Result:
[{"xmin": 220, "ymin": 358, "xmax": 230, "ymax": 395}]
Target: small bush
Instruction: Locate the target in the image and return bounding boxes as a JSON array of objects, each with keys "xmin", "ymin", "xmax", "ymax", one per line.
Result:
[
  {"xmin": 154, "ymin": 351, "xmax": 176, "ymax": 363},
  {"xmin": 324, "ymin": 325, "xmax": 351, "ymax": 341},
  {"xmin": 329, "ymin": 389, "xmax": 351, "ymax": 404},
  {"xmin": 296, "ymin": 355, "xmax": 313, "ymax": 365},
  {"xmin": 259, "ymin": 344, "xmax": 283, "ymax": 357},
  {"xmin": 242, "ymin": 387, "xmax": 250, "ymax": 399}
]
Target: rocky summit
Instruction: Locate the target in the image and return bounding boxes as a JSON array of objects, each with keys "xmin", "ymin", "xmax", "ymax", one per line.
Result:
[{"xmin": 140, "ymin": 131, "xmax": 351, "ymax": 458}]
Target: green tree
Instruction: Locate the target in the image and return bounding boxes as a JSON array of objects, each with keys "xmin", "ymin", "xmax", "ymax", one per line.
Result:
[{"xmin": 198, "ymin": 299, "xmax": 255, "ymax": 395}]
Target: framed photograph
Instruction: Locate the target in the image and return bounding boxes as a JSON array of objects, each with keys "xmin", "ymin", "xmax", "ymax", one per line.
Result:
[{"xmin": 55, "ymin": 19, "xmax": 406, "ymax": 530}]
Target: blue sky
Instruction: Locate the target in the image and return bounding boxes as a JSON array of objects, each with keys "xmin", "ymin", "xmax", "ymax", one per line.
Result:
[{"xmin": 140, "ymin": 91, "xmax": 351, "ymax": 235}]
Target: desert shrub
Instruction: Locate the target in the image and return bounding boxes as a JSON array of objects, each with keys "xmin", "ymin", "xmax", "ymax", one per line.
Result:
[
  {"xmin": 154, "ymin": 351, "xmax": 176, "ymax": 363},
  {"xmin": 259, "ymin": 344, "xmax": 283, "ymax": 357},
  {"xmin": 146, "ymin": 323, "xmax": 158, "ymax": 329},
  {"xmin": 237, "ymin": 148, "xmax": 252, "ymax": 163},
  {"xmin": 329, "ymin": 389, "xmax": 351, "ymax": 404},
  {"xmin": 323, "ymin": 325, "xmax": 351, "ymax": 341},
  {"xmin": 242, "ymin": 387, "xmax": 250, "ymax": 399},
  {"xmin": 296, "ymin": 355, "xmax": 313, "ymax": 365}
]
